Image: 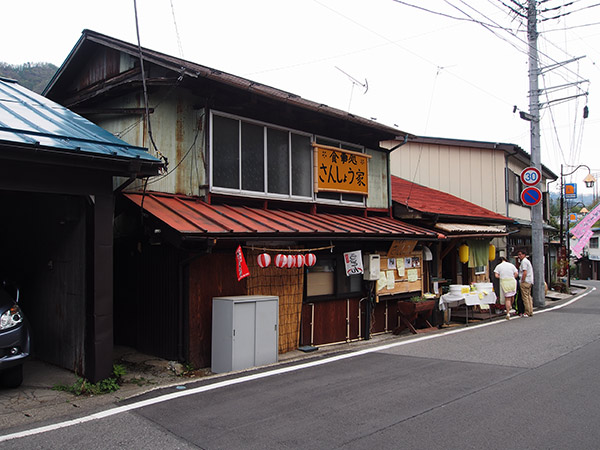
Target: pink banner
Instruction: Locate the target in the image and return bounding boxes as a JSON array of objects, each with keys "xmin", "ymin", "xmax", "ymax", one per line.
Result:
[
  {"xmin": 571, "ymin": 202, "xmax": 600, "ymax": 238},
  {"xmin": 571, "ymin": 229, "xmax": 594, "ymax": 258}
]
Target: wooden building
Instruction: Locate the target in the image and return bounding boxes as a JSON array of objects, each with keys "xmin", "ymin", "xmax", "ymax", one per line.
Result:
[{"xmin": 44, "ymin": 30, "xmax": 442, "ymax": 369}]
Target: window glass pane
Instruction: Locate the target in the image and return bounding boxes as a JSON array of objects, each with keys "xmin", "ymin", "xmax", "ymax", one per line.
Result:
[
  {"xmin": 341, "ymin": 193, "xmax": 364, "ymax": 203},
  {"xmin": 316, "ymin": 137, "xmax": 338, "ymax": 147},
  {"xmin": 337, "ymin": 268, "xmax": 362, "ymax": 294},
  {"xmin": 241, "ymin": 122, "xmax": 264, "ymax": 192},
  {"xmin": 317, "ymin": 192, "xmax": 339, "ymax": 201},
  {"xmin": 213, "ymin": 115, "xmax": 239, "ymax": 189},
  {"xmin": 307, "ymin": 258, "xmax": 335, "ymax": 296},
  {"xmin": 291, "ymin": 134, "xmax": 312, "ymax": 197},
  {"xmin": 267, "ymin": 128, "xmax": 289, "ymax": 194},
  {"xmin": 590, "ymin": 238, "xmax": 598, "ymax": 249},
  {"xmin": 341, "ymin": 143, "xmax": 362, "ymax": 152}
]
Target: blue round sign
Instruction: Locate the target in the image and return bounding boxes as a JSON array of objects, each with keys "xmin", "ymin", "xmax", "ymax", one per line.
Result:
[{"xmin": 521, "ymin": 186, "xmax": 542, "ymax": 206}]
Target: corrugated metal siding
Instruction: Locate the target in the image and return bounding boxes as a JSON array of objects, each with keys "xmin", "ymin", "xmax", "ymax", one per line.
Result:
[{"xmin": 390, "ymin": 141, "xmax": 506, "ymax": 216}]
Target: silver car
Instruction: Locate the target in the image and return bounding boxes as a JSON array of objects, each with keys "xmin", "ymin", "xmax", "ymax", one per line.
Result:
[{"xmin": 0, "ymin": 283, "xmax": 30, "ymax": 388}]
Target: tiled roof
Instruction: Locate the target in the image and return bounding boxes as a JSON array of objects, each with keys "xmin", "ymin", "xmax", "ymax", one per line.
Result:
[
  {"xmin": 391, "ymin": 176, "xmax": 513, "ymax": 223},
  {"xmin": 124, "ymin": 192, "xmax": 442, "ymax": 240}
]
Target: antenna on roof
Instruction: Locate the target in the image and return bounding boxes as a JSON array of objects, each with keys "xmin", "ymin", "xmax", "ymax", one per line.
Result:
[{"xmin": 335, "ymin": 66, "xmax": 368, "ymax": 112}]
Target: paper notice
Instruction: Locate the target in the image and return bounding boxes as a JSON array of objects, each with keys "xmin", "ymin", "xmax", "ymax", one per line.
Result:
[
  {"xmin": 386, "ymin": 270, "xmax": 395, "ymax": 289},
  {"xmin": 407, "ymin": 268, "xmax": 418, "ymax": 282},
  {"xmin": 397, "ymin": 259, "xmax": 405, "ymax": 277},
  {"xmin": 377, "ymin": 272, "xmax": 387, "ymax": 291}
]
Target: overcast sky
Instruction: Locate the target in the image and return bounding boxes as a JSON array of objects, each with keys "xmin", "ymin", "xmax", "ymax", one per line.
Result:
[{"xmin": 4, "ymin": 0, "xmax": 600, "ymax": 195}]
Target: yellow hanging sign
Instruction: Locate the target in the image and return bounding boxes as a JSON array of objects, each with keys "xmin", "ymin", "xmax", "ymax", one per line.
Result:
[{"xmin": 313, "ymin": 144, "xmax": 370, "ymax": 195}]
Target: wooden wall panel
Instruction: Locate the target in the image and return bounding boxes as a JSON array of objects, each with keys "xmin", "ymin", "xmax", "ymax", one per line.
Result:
[{"xmin": 188, "ymin": 252, "xmax": 246, "ymax": 368}]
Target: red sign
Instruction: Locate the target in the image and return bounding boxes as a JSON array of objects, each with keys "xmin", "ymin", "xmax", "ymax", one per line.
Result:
[
  {"xmin": 521, "ymin": 186, "xmax": 542, "ymax": 206},
  {"xmin": 520, "ymin": 167, "xmax": 541, "ymax": 186}
]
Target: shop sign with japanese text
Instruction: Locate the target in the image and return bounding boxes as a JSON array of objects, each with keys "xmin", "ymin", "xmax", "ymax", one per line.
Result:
[
  {"xmin": 343, "ymin": 250, "xmax": 364, "ymax": 276},
  {"xmin": 313, "ymin": 144, "xmax": 370, "ymax": 195}
]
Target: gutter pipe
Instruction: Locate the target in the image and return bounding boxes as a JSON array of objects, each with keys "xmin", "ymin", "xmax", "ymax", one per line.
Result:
[{"xmin": 387, "ymin": 134, "xmax": 409, "ymax": 211}]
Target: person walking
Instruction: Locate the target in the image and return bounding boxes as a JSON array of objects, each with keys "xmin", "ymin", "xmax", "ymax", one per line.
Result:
[
  {"xmin": 494, "ymin": 256, "xmax": 518, "ymax": 320},
  {"xmin": 517, "ymin": 249, "xmax": 534, "ymax": 317}
]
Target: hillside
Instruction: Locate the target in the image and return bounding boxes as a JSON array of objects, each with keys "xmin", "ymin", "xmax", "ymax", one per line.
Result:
[{"xmin": 0, "ymin": 62, "xmax": 58, "ymax": 94}]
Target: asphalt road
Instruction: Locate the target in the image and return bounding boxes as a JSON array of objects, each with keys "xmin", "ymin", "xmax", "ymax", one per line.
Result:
[{"xmin": 2, "ymin": 281, "xmax": 599, "ymax": 449}]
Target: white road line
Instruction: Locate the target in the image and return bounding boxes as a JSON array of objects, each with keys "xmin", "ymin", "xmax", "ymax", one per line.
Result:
[{"xmin": 1, "ymin": 286, "xmax": 594, "ymax": 442}]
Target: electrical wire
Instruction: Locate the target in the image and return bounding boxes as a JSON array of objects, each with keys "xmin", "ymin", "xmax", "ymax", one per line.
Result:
[
  {"xmin": 170, "ymin": 0, "xmax": 185, "ymax": 58},
  {"xmin": 133, "ymin": 0, "xmax": 169, "ymax": 170},
  {"xmin": 312, "ymin": 0, "xmax": 518, "ymax": 108}
]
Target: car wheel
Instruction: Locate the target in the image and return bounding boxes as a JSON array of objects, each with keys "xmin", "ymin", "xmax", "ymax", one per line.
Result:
[{"xmin": 1, "ymin": 365, "xmax": 23, "ymax": 388}]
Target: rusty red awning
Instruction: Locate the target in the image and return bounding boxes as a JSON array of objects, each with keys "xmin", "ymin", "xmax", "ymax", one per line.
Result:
[{"xmin": 124, "ymin": 192, "xmax": 443, "ymax": 241}]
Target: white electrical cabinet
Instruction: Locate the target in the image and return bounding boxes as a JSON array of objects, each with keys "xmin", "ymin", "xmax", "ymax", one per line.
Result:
[{"xmin": 211, "ymin": 295, "xmax": 279, "ymax": 373}]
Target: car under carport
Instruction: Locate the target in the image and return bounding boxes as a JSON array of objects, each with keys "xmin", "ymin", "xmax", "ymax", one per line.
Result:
[{"xmin": 0, "ymin": 77, "xmax": 163, "ymax": 382}]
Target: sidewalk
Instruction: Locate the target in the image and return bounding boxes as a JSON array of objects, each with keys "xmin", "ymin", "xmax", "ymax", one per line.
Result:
[{"xmin": 0, "ymin": 287, "xmax": 584, "ymax": 434}]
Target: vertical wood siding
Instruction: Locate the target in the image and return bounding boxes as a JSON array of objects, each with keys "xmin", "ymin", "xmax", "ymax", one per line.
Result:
[{"xmin": 188, "ymin": 253, "xmax": 246, "ymax": 368}]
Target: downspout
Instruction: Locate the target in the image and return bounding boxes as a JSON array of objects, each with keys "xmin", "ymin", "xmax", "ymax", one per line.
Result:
[
  {"xmin": 504, "ymin": 146, "xmax": 520, "ymax": 218},
  {"xmin": 387, "ymin": 134, "xmax": 409, "ymax": 212}
]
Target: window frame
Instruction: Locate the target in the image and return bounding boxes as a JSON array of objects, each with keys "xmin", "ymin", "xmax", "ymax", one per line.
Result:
[
  {"xmin": 210, "ymin": 110, "xmax": 368, "ymax": 206},
  {"xmin": 304, "ymin": 253, "xmax": 364, "ymax": 302},
  {"xmin": 210, "ymin": 110, "xmax": 313, "ymax": 201},
  {"xmin": 507, "ymin": 169, "xmax": 523, "ymax": 204}
]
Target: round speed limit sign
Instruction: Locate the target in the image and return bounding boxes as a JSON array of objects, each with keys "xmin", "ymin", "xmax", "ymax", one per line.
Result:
[{"xmin": 520, "ymin": 167, "xmax": 541, "ymax": 186}]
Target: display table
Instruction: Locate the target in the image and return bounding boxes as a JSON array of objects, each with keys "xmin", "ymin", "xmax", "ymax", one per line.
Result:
[{"xmin": 439, "ymin": 290, "xmax": 497, "ymax": 324}]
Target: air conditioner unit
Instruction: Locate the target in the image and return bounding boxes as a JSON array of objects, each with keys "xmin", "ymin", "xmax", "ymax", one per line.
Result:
[{"xmin": 363, "ymin": 254, "xmax": 380, "ymax": 281}]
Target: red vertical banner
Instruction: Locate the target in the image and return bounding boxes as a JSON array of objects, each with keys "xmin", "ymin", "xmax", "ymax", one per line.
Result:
[{"xmin": 235, "ymin": 245, "xmax": 250, "ymax": 281}]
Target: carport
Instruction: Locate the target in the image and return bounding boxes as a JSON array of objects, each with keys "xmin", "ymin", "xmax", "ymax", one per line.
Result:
[{"xmin": 0, "ymin": 78, "xmax": 163, "ymax": 382}]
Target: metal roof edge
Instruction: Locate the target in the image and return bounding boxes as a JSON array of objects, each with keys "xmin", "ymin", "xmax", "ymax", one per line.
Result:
[{"xmin": 54, "ymin": 29, "xmax": 411, "ymax": 142}]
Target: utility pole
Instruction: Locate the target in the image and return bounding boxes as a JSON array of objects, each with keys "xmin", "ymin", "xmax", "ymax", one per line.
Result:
[{"xmin": 527, "ymin": 1, "xmax": 546, "ymax": 307}]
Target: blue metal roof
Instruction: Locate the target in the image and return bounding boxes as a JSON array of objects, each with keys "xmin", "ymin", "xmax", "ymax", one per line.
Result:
[{"xmin": 0, "ymin": 77, "xmax": 161, "ymax": 163}]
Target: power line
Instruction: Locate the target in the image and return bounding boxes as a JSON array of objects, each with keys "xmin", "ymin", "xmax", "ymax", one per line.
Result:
[{"xmin": 445, "ymin": 0, "xmax": 589, "ymax": 95}]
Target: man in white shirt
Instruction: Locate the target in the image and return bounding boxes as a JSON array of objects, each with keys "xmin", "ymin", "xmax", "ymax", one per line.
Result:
[
  {"xmin": 517, "ymin": 249, "xmax": 534, "ymax": 317},
  {"xmin": 494, "ymin": 256, "xmax": 518, "ymax": 320}
]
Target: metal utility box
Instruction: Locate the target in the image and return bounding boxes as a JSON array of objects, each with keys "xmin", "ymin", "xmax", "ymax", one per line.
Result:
[
  {"xmin": 211, "ymin": 295, "xmax": 279, "ymax": 373},
  {"xmin": 363, "ymin": 254, "xmax": 381, "ymax": 281}
]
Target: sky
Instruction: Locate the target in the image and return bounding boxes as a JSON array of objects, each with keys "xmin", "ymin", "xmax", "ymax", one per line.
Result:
[{"xmin": 3, "ymin": 0, "xmax": 600, "ymax": 195}]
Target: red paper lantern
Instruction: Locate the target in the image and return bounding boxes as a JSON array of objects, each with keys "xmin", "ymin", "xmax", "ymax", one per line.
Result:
[
  {"xmin": 286, "ymin": 255, "xmax": 296, "ymax": 268},
  {"xmin": 257, "ymin": 253, "xmax": 271, "ymax": 268},
  {"xmin": 305, "ymin": 253, "xmax": 316, "ymax": 267},
  {"xmin": 275, "ymin": 254, "xmax": 288, "ymax": 268},
  {"xmin": 295, "ymin": 254, "xmax": 305, "ymax": 268}
]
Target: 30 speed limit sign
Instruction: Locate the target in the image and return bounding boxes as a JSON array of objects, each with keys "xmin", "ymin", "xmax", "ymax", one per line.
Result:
[{"xmin": 520, "ymin": 167, "xmax": 541, "ymax": 186}]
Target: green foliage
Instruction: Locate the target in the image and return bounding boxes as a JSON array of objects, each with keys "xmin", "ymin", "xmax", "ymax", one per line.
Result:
[
  {"xmin": 53, "ymin": 364, "xmax": 126, "ymax": 396},
  {"xmin": 0, "ymin": 62, "xmax": 58, "ymax": 93}
]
